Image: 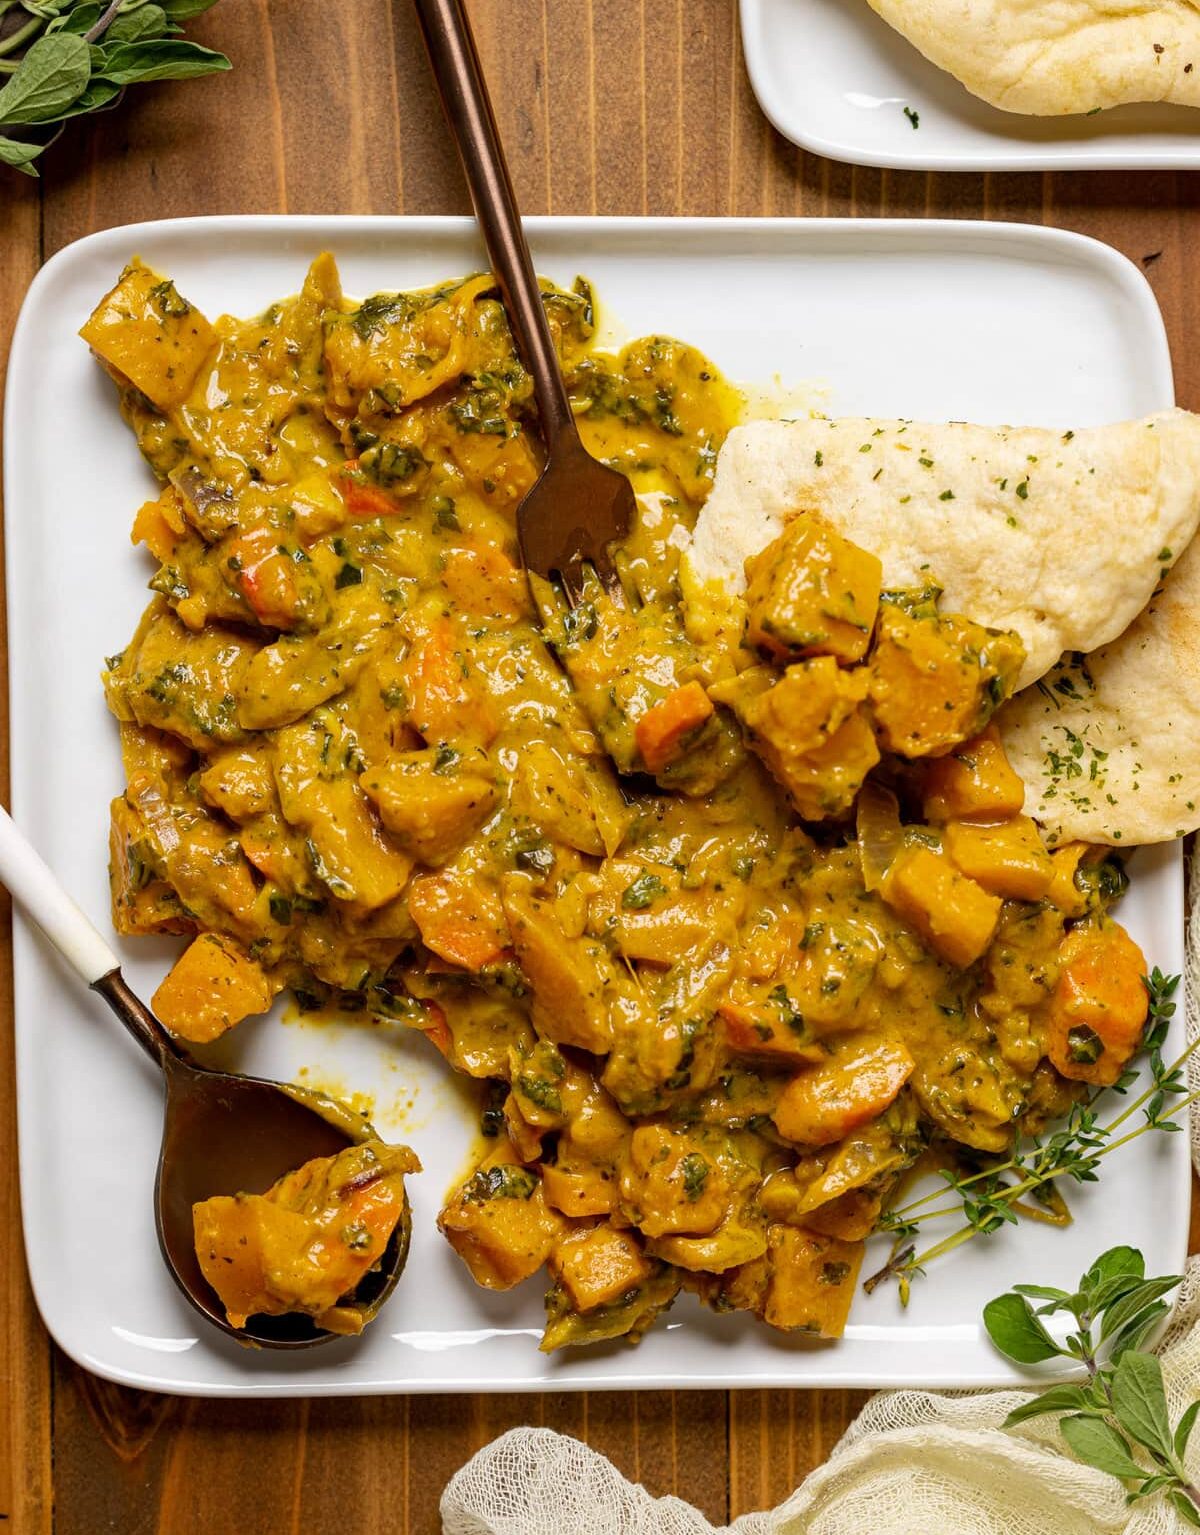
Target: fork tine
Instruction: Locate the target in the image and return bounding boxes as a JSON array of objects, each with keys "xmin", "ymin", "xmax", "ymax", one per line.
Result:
[
  {"xmin": 591, "ymin": 549, "xmax": 629, "ymax": 609},
  {"xmin": 552, "ymin": 551, "xmax": 627, "ymax": 613},
  {"xmin": 557, "ymin": 561, "xmax": 588, "ymax": 610}
]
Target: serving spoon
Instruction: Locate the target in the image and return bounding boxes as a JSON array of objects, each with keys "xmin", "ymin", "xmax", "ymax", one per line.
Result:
[
  {"xmin": 413, "ymin": 0, "xmax": 636, "ymax": 605},
  {"xmin": 0, "ymin": 806, "xmax": 409, "ymax": 1349}
]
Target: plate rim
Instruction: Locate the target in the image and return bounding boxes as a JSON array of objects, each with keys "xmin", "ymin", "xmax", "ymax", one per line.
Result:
[
  {"xmin": 739, "ymin": 0, "xmax": 1200, "ymax": 171},
  {"xmin": 4, "ymin": 212, "xmax": 1188, "ymax": 1396}
]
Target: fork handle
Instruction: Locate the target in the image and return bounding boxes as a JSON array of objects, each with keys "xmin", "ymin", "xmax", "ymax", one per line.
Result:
[{"xmin": 413, "ymin": 0, "xmax": 578, "ymax": 449}]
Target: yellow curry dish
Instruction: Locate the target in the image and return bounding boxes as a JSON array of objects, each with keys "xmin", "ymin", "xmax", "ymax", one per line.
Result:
[{"xmin": 84, "ymin": 254, "xmax": 1155, "ymax": 1350}]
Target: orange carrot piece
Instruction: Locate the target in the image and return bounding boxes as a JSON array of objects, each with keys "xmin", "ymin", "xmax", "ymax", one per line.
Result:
[
  {"xmin": 408, "ymin": 873, "xmax": 509, "ymax": 972},
  {"xmin": 402, "ymin": 618, "xmax": 497, "ymax": 744},
  {"xmin": 416, "ymin": 999, "xmax": 453, "ymax": 1058},
  {"xmin": 1046, "ymin": 922, "xmax": 1149, "ymax": 1085},
  {"xmin": 719, "ymin": 1002, "xmax": 825, "ymax": 1065},
  {"xmin": 773, "ymin": 1039, "xmax": 914, "ymax": 1148},
  {"xmin": 635, "ymin": 682, "xmax": 714, "ymax": 774},
  {"xmin": 225, "ymin": 525, "xmax": 303, "ymax": 629},
  {"xmin": 334, "ymin": 461, "xmax": 399, "ymax": 520},
  {"xmin": 440, "ymin": 543, "xmax": 531, "ymax": 622}
]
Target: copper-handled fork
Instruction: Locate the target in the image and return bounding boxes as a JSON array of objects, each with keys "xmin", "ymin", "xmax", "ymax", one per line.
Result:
[{"xmin": 412, "ymin": 0, "xmax": 635, "ymax": 604}]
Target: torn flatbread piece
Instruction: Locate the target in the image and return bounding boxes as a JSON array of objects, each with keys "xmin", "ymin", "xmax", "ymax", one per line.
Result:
[
  {"xmin": 865, "ymin": 0, "xmax": 1200, "ymax": 116},
  {"xmin": 684, "ymin": 411, "xmax": 1200, "ymax": 690},
  {"xmin": 999, "ymin": 536, "xmax": 1200, "ymax": 846}
]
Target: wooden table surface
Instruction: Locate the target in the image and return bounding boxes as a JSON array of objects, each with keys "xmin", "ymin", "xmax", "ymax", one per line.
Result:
[{"xmin": 2, "ymin": 3, "xmax": 1200, "ymax": 1530}]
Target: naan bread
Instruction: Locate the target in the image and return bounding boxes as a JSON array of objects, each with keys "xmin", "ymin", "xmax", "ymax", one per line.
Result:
[
  {"xmin": 866, "ymin": 0, "xmax": 1200, "ymax": 116},
  {"xmin": 683, "ymin": 411, "xmax": 1200, "ymax": 690},
  {"xmin": 999, "ymin": 536, "xmax": 1200, "ymax": 846}
]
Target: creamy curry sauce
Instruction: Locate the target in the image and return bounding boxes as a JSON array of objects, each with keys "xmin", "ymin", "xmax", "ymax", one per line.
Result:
[{"xmin": 85, "ymin": 255, "xmax": 1148, "ymax": 1348}]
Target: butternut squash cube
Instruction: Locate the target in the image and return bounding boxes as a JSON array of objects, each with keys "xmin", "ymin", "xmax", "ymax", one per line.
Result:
[
  {"xmin": 409, "ymin": 871, "xmax": 510, "ymax": 972},
  {"xmin": 108, "ymin": 794, "xmax": 194, "ymax": 937},
  {"xmin": 744, "ymin": 515, "xmax": 882, "ymax": 664},
  {"xmin": 438, "ymin": 1163, "xmax": 566, "ymax": 1290},
  {"xmin": 635, "ymin": 682, "xmax": 715, "ymax": 774},
  {"xmin": 619, "ymin": 1125, "xmax": 730, "ymax": 1238},
  {"xmin": 548, "ymin": 1224, "xmax": 654, "ymax": 1312},
  {"xmin": 362, "ymin": 750, "xmax": 498, "ymax": 867},
  {"xmin": 719, "ymin": 995, "xmax": 826, "ymax": 1066},
  {"xmin": 943, "ymin": 816, "xmax": 1053, "ymax": 902},
  {"xmin": 131, "ymin": 487, "xmax": 188, "ymax": 563},
  {"xmin": 880, "ymin": 843, "xmax": 1002, "ymax": 968},
  {"xmin": 802, "ymin": 1188, "xmax": 883, "ymax": 1243},
  {"xmin": 762, "ymin": 1226, "xmax": 864, "ymax": 1337},
  {"xmin": 720, "ymin": 659, "xmax": 880, "ymax": 821},
  {"xmin": 80, "ymin": 260, "xmax": 215, "ymax": 411},
  {"xmin": 922, "ymin": 724, "xmax": 1026, "ymax": 822},
  {"xmin": 541, "ymin": 1163, "xmax": 617, "ymax": 1219},
  {"xmin": 647, "ymin": 1211, "xmax": 768, "ymax": 1272},
  {"xmin": 869, "ymin": 597, "xmax": 1024, "ymax": 758},
  {"xmin": 501, "ymin": 878, "xmax": 614, "ymax": 1052},
  {"xmin": 152, "ymin": 932, "xmax": 277, "ymax": 1043}
]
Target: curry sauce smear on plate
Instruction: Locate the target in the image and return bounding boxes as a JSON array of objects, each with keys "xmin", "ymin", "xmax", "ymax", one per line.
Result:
[{"xmin": 85, "ymin": 255, "xmax": 1150, "ymax": 1351}]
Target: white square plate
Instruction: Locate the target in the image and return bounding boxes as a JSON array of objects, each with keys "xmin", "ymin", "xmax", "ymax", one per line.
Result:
[
  {"xmin": 742, "ymin": 0, "xmax": 1200, "ymax": 170},
  {"xmin": 4, "ymin": 215, "xmax": 1190, "ymax": 1396}
]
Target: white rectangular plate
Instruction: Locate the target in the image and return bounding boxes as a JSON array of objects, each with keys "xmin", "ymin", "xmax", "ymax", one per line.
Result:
[
  {"xmin": 742, "ymin": 0, "xmax": 1200, "ymax": 171},
  {"xmin": 4, "ymin": 215, "xmax": 1190, "ymax": 1397}
]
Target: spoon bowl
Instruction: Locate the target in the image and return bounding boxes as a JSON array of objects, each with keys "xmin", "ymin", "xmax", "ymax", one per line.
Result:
[
  {"xmin": 155, "ymin": 1048, "xmax": 411, "ymax": 1349},
  {"xmin": 1, "ymin": 814, "xmax": 411, "ymax": 1351}
]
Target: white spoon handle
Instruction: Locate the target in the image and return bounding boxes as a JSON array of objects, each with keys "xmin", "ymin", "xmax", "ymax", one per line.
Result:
[{"xmin": 0, "ymin": 805, "xmax": 118, "ymax": 985}]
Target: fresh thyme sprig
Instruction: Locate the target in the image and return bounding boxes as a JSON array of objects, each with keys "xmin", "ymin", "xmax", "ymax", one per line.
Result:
[
  {"xmin": 984, "ymin": 1245, "xmax": 1200, "ymax": 1526},
  {"xmin": 0, "ymin": 0, "xmax": 229, "ymax": 177},
  {"xmin": 865, "ymin": 972, "xmax": 1194, "ymax": 1299}
]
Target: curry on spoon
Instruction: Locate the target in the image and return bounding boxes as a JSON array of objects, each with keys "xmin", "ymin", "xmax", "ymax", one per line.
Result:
[{"xmin": 0, "ymin": 805, "xmax": 415, "ymax": 1349}]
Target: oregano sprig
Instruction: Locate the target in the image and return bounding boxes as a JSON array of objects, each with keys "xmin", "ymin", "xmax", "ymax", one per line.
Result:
[
  {"xmin": 0, "ymin": 0, "xmax": 229, "ymax": 176},
  {"xmin": 984, "ymin": 1245, "xmax": 1200, "ymax": 1527}
]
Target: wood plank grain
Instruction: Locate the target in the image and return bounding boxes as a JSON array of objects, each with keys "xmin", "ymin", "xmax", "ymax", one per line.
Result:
[
  {"xmin": 0, "ymin": 171, "xmax": 53, "ymax": 1535},
  {"xmin": 3, "ymin": 1, "xmax": 1199, "ymax": 1531},
  {"xmin": 1044, "ymin": 172, "xmax": 1200, "ymax": 409},
  {"xmin": 730, "ymin": 1387, "xmax": 871, "ymax": 1522}
]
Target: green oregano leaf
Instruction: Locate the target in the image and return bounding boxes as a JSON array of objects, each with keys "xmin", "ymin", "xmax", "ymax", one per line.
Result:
[
  {"xmin": 1083, "ymin": 1245, "xmax": 1145, "ymax": 1295},
  {"xmin": 982, "ymin": 1293, "xmax": 1062, "ymax": 1364},
  {"xmin": 157, "ymin": 0, "xmax": 221, "ymax": 16},
  {"xmin": 0, "ymin": 32, "xmax": 90, "ymax": 125},
  {"xmin": 1128, "ymin": 1473, "xmax": 1177, "ymax": 1503},
  {"xmin": 1108, "ymin": 1301, "xmax": 1170, "ymax": 1363},
  {"xmin": 1111, "ymin": 1351, "xmax": 1175, "ymax": 1460},
  {"xmin": 1002, "ymin": 1384, "xmax": 1094, "ymax": 1427},
  {"xmin": 1011, "ymin": 1283, "xmax": 1072, "ymax": 1308},
  {"xmin": 0, "ymin": 135, "xmax": 44, "ymax": 172},
  {"xmin": 1175, "ymin": 1400, "xmax": 1200, "ymax": 1460},
  {"xmin": 106, "ymin": 5, "xmax": 174, "ymax": 44},
  {"xmin": 50, "ymin": 3, "xmax": 104, "ymax": 36},
  {"xmin": 1086, "ymin": 1273, "xmax": 1151, "ymax": 1316},
  {"xmin": 1058, "ymin": 1415, "xmax": 1147, "ymax": 1482},
  {"xmin": 93, "ymin": 36, "xmax": 230, "ymax": 84},
  {"xmin": 1100, "ymin": 1278, "xmax": 1182, "ymax": 1344}
]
